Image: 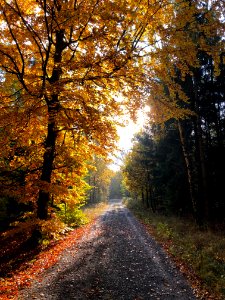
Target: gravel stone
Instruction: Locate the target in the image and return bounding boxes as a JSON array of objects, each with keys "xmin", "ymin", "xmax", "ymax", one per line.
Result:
[{"xmin": 19, "ymin": 200, "xmax": 196, "ymax": 300}]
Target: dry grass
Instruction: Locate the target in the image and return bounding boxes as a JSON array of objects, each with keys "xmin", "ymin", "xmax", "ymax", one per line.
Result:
[
  {"xmin": 125, "ymin": 198, "xmax": 225, "ymax": 300},
  {"xmin": 83, "ymin": 202, "xmax": 110, "ymax": 221}
]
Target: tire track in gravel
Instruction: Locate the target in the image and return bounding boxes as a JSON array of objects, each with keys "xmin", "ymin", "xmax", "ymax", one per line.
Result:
[{"xmin": 19, "ymin": 200, "xmax": 196, "ymax": 300}]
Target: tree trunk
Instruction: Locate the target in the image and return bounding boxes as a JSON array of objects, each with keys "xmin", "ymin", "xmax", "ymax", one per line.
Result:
[
  {"xmin": 37, "ymin": 29, "xmax": 65, "ymax": 220},
  {"xmin": 145, "ymin": 186, "xmax": 150, "ymax": 208},
  {"xmin": 149, "ymin": 184, "xmax": 156, "ymax": 213},
  {"xmin": 141, "ymin": 188, "xmax": 145, "ymax": 205},
  {"xmin": 37, "ymin": 102, "xmax": 58, "ymax": 219},
  {"xmin": 177, "ymin": 120, "xmax": 197, "ymax": 216},
  {"xmin": 193, "ymin": 74, "xmax": 209, "ymax": 226},
  {"xmin": 195, "ymin": 115, "xmax": 209, "ymax": 225}
]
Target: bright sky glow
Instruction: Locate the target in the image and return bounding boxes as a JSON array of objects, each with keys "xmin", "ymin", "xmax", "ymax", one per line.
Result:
[
  {"xmin": 117, "ymin": 108, "xmax": 149, "ymax": 151},
  {"xmin": 109, "ymin": 106, "xmax": 150, "ymax": 171}
]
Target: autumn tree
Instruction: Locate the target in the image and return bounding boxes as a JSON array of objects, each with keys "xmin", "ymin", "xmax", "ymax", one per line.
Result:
[
  {"xmin": 1, "ymin": 0, "xmax": 174, "ymax": 235},
  {"xmin": 123, "ymin": 130, "xmax": 156, "ymax": 210},
  {"xmin": 109, "ymin": 171, "xmax": 123, "ymax": 199},
  {"xmin": 86, "ymin": 157, "xmax": 113, "ymax": 204},
  {"xmin": 1, "ymin": 0, "xmax": 223, "ymax": 236},
  {"xmin": 124, "ymin": 1, "xmax": 225, "ymax": 225}
]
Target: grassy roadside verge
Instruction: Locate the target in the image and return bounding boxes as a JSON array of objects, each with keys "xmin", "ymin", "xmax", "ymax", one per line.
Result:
[
  {"xmin": 125, "ymin": 198, "xmax": 225, "ymax": 300},
  {"xmin": 83, "ymin": 202, "xmax": 109, "ymax": 221}
]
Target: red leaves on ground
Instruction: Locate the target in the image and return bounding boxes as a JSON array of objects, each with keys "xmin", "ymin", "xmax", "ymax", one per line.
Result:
[{"xmin": 0, "ymin": 222, "xmax": 94, "ymax": 300}]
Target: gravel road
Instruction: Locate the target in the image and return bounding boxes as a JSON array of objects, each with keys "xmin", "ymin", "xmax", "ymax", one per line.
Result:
[{"xmin": 19, "ymin": 200, "xmax": 196, "ymax": 300}]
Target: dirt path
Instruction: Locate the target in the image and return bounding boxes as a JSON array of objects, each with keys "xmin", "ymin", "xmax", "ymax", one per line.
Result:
[{"xmin": 19, "ymin": 200, "xmax": 196, "ymax": 299}]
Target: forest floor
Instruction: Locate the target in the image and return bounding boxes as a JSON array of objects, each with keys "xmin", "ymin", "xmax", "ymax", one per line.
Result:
[
  {"xmin": 18, "ymin": 199, "xmax": 197, "ymax": 300},
  {"xmin": 0, "ymin": 203, "xmax": 108, "ymax": 299}
]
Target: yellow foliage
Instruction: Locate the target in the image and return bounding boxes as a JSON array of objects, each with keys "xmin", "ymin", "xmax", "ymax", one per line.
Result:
[
  {"xmin": 0, "ymin": 0, "xmax": 223, "ymax": 223},
  {"xmin": 39, "ymin": 217, "xmax": 66, "ymax": 240}
]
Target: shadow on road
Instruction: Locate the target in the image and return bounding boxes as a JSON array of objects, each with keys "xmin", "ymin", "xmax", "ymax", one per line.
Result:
[{"xmin": 21, "ymin": 203, "xmax": 196, "ymax": 300}]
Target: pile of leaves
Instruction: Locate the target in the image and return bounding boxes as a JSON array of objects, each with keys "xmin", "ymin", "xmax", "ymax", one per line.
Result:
[{"xmin": 0, "ymin": 221, "xmax": 94, "ymax": 299}]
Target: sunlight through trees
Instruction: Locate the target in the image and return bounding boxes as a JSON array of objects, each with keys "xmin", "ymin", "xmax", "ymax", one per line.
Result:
[{"xmin": 0, "ymin": 0, "xmax": 224, "ymax": 239}]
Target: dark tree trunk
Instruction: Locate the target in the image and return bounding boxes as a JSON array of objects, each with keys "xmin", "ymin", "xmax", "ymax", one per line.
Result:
[
  {"xmin": 145, "ymin": 187, "xmax": 150, "ymax": 208},
  {"xmin": 194, "ymin": 115, "xmax": 209, "ymax": 226},
  {"xmin": 37, "ymin": 29, "xmax": 65, "ymax": 220},
  {"xmin": 37, "ymin": 102, "xmax": 59, "ymax": 219},
  {"xmin": 149, "ymin": 185, "xmax": 156, "ymax": 213},
  {"xmin": 177, "ymin": 120, "xmax": 197, "ymax": 217},
  {"xmin": 141, "ymin": 188, "xmax": 145, "ymax": 205},
  {"xmin": 193, "ymin": 74, "xmax": 209, "ymax": 226}
]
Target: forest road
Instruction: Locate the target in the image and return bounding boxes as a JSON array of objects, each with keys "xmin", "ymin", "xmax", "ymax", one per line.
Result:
[{"xmin": 19, "ymin": 200, "xmax": 196, "ymax": 300}]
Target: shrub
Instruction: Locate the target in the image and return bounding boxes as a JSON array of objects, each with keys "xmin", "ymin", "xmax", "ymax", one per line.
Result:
[{"xmin": 58, "ymin": 204, "xmax": 88, "ymax": 227}]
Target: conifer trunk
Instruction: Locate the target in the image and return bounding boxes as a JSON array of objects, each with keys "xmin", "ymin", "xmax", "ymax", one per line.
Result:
[
  {"xmin": 193, "ymin": 75, "xmax": 209, "ymax": 226},
  {"xmin": 141, "ymin": 188, "xmax": 145, "ymax": 205},
  {"xmin": 194, "ymin": 115, "xmax": 209, "ymax": 225},
  {"xmin": 177, "ymin": 120, "xmax": 197, "ymax": 217}
]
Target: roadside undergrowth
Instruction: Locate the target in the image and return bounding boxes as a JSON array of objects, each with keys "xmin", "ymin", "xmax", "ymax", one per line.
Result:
[
  {"xmin": 125, "ymin": 198, "xmax": 225, "ymax": 300},
  {"xmin": 0, "ymin": 202, "xmax": 109, "ymax": 300},
  {"xmin": 83, "ymin": 202, "xmax": 109, "ymax": 221}
]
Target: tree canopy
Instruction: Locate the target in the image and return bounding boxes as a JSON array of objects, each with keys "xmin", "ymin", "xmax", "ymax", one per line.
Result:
[
  {"xmin": 122, "ymin": 1, "xmax": 225, "ymax": 226},
  {"xmin": 0, "ymin": 0, "xmax": 224, "ymax": 235},
  {"xmin": 0, "ymin": 0, "xmax": 150, "ymax": 226}
]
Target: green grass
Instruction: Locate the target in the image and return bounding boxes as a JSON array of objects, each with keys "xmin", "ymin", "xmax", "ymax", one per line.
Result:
[{"xmin": 125, "ymin": 198, "xmax": 225, "ymax": 300}]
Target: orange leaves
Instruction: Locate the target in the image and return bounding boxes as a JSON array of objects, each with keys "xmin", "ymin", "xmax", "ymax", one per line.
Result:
[
  {"xmin": 0, "ymin": 222, "xmax": 94, "ymax": 300},
  {"xmin": 0, "ymin": 0, "xmax": 149, "ymax": 152},
  {"xmin": 39, "ymin": 217, "xmax": 66, "ymax": 240},
  {"xmin": 141, "ymin": 1, "xmax": 225, "ymax": 124},
  {"xmin": 3, "ymin": 0, "xmax": 221, "ymax": 223},
  {"xmin": 0, "ymin": 277, "xmax": 19, "ymax": 300}
]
